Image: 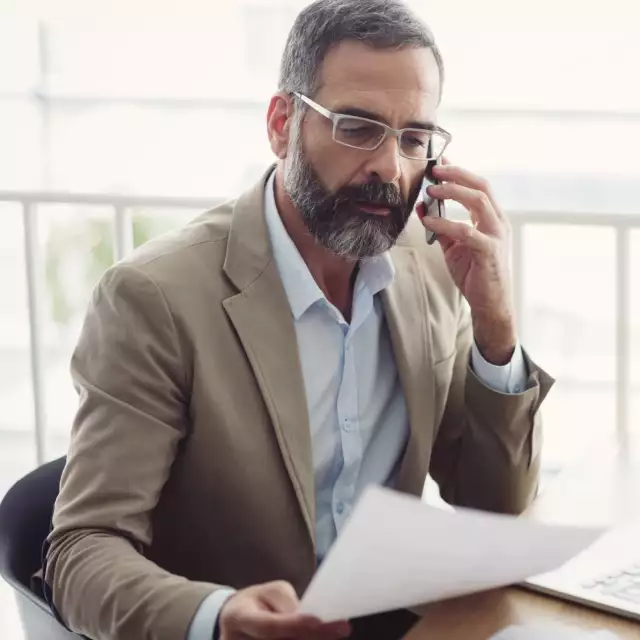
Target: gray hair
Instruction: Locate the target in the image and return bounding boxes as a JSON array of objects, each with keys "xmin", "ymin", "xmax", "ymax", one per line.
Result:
[{"xmin": 278, "ymin": 0, "xmax": 444, "ymax": 99}]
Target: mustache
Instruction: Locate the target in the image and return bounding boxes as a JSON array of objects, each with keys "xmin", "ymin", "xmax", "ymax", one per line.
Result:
[{"xmin": 334, "ymin": 183, "xmax": 404, "ymax": 209}]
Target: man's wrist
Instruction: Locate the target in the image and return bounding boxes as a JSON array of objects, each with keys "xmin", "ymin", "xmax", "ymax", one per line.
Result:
[
  {"xmin": 476, "ymin": 342, "xmax": 516, "ymax": 366},
  {"xmin": 187, "ymin": 588, "xmax": 236, "ymax": 640},
  {"xmin": 472, "ymin": 312, "xmax": 517, "ymax": 366},
  {"xmin": 213, "ymin": 592, "xmax": 233, "ymax": 640}
]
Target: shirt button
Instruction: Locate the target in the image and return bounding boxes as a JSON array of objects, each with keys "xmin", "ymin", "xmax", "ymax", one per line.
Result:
[
  {"xmin": 343, "ymin": 418, "xmax": 352, "ymax": 432},
  {"xmin": 336, "ymin": 502, "xmax": 345, "ymax": 515}
]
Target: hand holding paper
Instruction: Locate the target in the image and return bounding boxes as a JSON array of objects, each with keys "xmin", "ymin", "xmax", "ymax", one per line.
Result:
[{"xmin": 300, "ymin": 486, "xmax": 603, "ymax": 622}]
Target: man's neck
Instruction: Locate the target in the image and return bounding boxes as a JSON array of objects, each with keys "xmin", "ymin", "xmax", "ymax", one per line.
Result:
[{"xmin": 273, "ymin": 168, "xmax": 357, "ymax": 321}]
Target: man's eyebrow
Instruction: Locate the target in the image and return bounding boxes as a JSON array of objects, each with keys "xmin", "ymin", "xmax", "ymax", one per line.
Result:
[{"xmin": 334, "ymin": 105, "xmax": 436, "ymax": 131}]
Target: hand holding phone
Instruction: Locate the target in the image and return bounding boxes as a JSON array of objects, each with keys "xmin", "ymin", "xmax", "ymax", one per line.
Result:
[{"xmin": 421, "ymin": 151, "xmax": 445, "ymax": 245}]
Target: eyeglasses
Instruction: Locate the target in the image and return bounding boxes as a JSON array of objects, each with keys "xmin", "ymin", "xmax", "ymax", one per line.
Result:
[{"xmin": 293, "ymin": 92, "xmax": 451, "ymax": 161}]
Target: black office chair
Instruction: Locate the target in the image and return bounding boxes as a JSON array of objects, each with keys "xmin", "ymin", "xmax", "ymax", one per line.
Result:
[{"xmin": 0, "ymin": 456, "xmax": 81, "ymax": 639}]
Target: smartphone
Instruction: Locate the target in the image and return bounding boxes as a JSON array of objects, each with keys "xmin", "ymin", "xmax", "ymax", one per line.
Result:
[{"xmin": 422, "ymin": 146, "xmax": 445, "ymax": 245}]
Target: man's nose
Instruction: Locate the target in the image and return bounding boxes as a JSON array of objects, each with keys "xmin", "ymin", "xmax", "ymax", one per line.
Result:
[{"xmin": 364, "ymin": 134, "xmax": 402, "ymax": 184}]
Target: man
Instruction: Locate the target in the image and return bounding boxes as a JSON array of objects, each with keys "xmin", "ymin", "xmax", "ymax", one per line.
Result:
[{"xmin": 44, "ymin": 1, "xmax": 553, "ymax": 639}]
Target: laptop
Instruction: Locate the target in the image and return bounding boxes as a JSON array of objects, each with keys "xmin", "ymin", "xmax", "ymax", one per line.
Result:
[{"xmin": 523, "ymin": 520, "xmax": 640, "ymax": 622}]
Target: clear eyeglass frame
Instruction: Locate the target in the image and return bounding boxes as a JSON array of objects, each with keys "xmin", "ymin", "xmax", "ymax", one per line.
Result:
[{"xmin": 293, "ymin": 92, "xmax": 452, "ymax": 161}]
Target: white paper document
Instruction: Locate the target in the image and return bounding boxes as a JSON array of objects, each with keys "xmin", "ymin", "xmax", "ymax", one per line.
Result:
[{"xmin": 299, "ymin": 486, "xmax": 604, "ymax": 621}]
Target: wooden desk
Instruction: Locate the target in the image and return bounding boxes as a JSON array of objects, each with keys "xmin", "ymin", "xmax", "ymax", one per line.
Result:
[{"xmin": 404, "ymin": 432, "xmax": 640, "ymax": 639}]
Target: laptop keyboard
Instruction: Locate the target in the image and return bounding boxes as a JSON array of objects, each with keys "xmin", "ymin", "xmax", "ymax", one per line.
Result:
[{"xmin": 582, "ymin": 561, "xmax": 640, "ymax": 605}]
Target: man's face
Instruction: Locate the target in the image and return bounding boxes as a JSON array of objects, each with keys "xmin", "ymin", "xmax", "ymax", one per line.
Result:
[{"xmin": 284, "ymin": 40, "xmax": 441, "ymax": 259}]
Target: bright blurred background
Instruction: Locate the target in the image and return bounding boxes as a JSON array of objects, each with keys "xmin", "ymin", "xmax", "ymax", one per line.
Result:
[{"xmin": 1, "ymin": 1, "xmax": 639, "ymax": 637}]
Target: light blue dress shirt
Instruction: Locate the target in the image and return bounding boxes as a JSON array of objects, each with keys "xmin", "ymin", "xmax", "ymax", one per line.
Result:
[{"xmin": 188, "ymin": 171, "xmax": 527, "ymax": 639}]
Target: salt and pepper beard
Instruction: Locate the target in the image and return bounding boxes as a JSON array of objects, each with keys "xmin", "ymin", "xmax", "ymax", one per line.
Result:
[{"xmin": 283, "ymin": 120, "xmax": 423, "ymax": 260}]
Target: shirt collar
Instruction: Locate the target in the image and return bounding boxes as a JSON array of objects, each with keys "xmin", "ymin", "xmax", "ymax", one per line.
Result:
[{"xmin": 264, "ymin": 170, "xmax": 395, "ymax": 320}]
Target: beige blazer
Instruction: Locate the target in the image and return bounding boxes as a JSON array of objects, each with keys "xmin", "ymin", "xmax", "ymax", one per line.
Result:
[{"xmin": 45, "ymin": 167, "xmax": 553, "ymax": 640}]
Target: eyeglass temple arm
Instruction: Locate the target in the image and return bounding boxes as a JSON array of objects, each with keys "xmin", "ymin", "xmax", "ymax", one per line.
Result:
[{"xmin": 293, "ymin": 92, "xmax": 335, "ymax": 120}]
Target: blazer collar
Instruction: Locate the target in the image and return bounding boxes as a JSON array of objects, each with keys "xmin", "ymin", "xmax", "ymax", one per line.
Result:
[{"xmin": 222, "ymin": 165, "xmax": 276, "ymax": 292}]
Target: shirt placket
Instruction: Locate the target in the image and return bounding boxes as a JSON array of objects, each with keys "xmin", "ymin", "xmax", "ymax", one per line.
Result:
[{"xmin": 331, "ymin": 286, "xmax": 372, "ymax": 532}]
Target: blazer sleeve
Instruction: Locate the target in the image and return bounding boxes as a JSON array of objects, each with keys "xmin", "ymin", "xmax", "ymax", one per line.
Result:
[
  {"xmin": 429, "ymin": 294, "xmax": 555, "ymax": 514},
  {"xmin": 45, "ymin": 264, "xmax": 224, "ymax": 640}
]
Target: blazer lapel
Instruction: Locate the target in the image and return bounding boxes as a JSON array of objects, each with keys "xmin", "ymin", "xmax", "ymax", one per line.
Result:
[
  {"xmin": 382, "ymin": 246, "xmax": 436, "ymax": 497},
  {"xmin": 222, "ymin": 167, "xmax": 315, "ymax": 547}
]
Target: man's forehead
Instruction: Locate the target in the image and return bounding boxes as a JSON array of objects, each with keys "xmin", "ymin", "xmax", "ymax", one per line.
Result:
[{"xmin": 316, "ymin": 40, "xmax": 440, "ymax": 120}]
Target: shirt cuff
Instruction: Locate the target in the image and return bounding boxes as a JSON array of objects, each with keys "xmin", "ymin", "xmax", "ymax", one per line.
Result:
[
  {"xmin": 187, "ymin": 588, "xmax": 236, "ymax": 640},
  {"xmin": 470, "ymin": 340, "xmax": 528, "ymax": 394}
]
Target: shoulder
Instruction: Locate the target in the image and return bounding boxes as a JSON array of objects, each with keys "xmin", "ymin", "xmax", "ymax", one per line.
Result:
[
  {"xmin": 97, "ymin": 198, "xmax": 238, "ymax": 305},
  {"xmin": 124, "ymin": 199, "xmax": 235, "ymax": 275}
]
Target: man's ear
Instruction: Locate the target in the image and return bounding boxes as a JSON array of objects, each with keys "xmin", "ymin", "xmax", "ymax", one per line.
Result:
[{"xmin": 267, "ymin": 92, "xmax": 295, "ymax": 159}]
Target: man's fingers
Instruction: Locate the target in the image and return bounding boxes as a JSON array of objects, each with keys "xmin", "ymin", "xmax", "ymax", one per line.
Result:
[
  {"xmin": 257, "ymin": 581, "xmax": 299, "ymax": 614},
  {"xmin": 308, "ymin": 619, "xmax": 353, "ymax": 639},
  {"xmin": 442, "ymin": 242, "xmax": 472, "ymax": 272},
  {"xmin": 238, "ymin": 611, "xmax": 350, "ymax": 639},
  {"xmin": 221, "ymin": 582, "xmax": 350, "ymax": 639},
  {"xmin": 421, "ymin": 216, "xmax": 492, "ymax": 254},
  {"xmin": 432, "ymin": 163, "xmax": 505, "ymax": 220},
  {"xmin": 433, "ymin": 162, "xmax": 488, "ymax": 191},
  {"xmin": 238, "ymin": 610, "xmax": 321, "ymax": 638},
  {"xmin": 426, "ymin": 182, "xmax": 502, "ymax": 235},
  {"xmin": 436, "ymin": 233, "xmax": 456, "ymax": 254}
]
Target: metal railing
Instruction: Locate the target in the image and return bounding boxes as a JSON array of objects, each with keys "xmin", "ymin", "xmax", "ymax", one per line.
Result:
[{"xmin": 1, "ymin": 189, "xmax": 639, "ymax": 465}]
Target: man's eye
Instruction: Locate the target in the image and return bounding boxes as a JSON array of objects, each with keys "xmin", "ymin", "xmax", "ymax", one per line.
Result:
[
  {"xmin": 403, "ymin": 135, "xmax": 427, "ymax": 148},
  {"xmin": 340, "ymin": 124, "xmax": 377, "ymax": 136}
]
